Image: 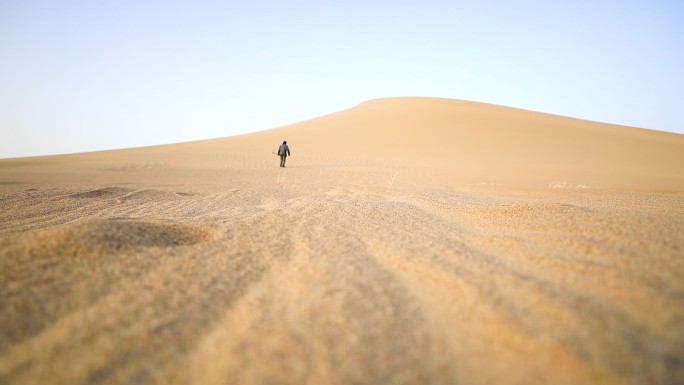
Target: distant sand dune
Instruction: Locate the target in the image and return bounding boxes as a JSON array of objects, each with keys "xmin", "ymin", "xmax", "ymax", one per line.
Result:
[{"xmin": 1, "ymin": 98, "xmax": 683, "ymax": 384}]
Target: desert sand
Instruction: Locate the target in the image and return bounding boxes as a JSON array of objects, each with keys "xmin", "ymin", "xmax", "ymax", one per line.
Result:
[{"xmin": 1, "ymin": 97, "xmax": 683, "ymax": 384}]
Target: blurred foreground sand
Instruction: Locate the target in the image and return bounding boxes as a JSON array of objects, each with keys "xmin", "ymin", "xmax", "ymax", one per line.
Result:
[{"xmin": 1, "ymin": 98, "xmax": 683, "ymax": 384}]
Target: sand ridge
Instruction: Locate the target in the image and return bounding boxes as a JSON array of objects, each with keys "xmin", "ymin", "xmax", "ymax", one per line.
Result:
[{"xmin": 1, "ymin": 97, "xmax": 683, "ymax": 384}]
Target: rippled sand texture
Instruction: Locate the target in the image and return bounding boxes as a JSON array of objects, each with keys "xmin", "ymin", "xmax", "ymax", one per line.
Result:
[{"xmin": 1, "ymin": 98, "xmax": 683, "ymax": 384}]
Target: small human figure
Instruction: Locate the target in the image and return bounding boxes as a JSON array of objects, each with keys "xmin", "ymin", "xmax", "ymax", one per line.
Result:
[{"xmin": 277, "ymin": 140, "xmax": 290, "ymax": 167}]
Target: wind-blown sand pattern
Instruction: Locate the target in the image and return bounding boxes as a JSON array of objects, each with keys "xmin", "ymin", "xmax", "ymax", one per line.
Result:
[{"xmin": 1, "ymin": 98, "xmax": 683, "ymax": 384}]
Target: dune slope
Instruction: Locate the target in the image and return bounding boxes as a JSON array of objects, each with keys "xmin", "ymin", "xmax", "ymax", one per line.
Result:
[
  {"xmin": 272, "ymin": 97, "xmax": 684, "ymax": 186},
  {"xmin": 2, "ymin": 97, "xmax": 683, "ymax": 190}
]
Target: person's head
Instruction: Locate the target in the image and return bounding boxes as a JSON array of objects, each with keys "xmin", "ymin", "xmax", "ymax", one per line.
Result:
[{"xmin": 283, "ymin": 140, "xmax": 287, "ymax": 144}]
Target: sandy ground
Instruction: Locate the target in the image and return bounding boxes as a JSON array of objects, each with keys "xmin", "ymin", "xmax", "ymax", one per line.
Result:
[{"xmin": 1, "ymin": 98, "xmax": 683, "ymax": 384}]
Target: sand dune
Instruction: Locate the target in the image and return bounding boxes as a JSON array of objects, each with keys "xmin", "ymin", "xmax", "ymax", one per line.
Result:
[
  {"xmin": 3, "ymin": 97, "xmax": 683, "ymax": 191},
  {"xmin": 1, "ymin": 98, "xmax": 683, "ymax": 384}
]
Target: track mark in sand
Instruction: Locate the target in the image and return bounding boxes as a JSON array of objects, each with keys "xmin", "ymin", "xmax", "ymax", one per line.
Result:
[
  {"xmin": 0, "ymin": 219, "xmax": 224, "ymax": 350},
  {"xmin": 0, "ymin": 246, "xmax": 269, "ymax": 385},
  {"xmin": 120, "ymin": 189, "xmax": 189, "ymax": 203},
  {"xmin": 1, "ymin": 219, "xmax": 222, "ymax": 259},
  {"xmin": 0, "ymin": 189, "xmax": 113, "ymax": 234},
  {"xmin": 370, "ymin": 242, "xmax": 622, "ymax": 385},
  {"xmin": 187, "ymin": 198, "xmax": 435, "ymax": 385},
  {"xmin": 0, "ymin": 216, "xmax": 276, "ymax": 385},
  {"xmin": 362, "ymin": 195, "xmax": 684, "ymax": 384},
  {"xmin": 69, "ymin": 187, "xmax": 132, "ymax": 199},
  {"xmin": 2, "ymin": 189, "xmax": 682, "ymax": 384}
]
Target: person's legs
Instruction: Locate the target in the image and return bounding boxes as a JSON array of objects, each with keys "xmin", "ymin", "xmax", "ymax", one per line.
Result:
[{"xmin": 280, "ymin": 155, "xmax": 286, "ymax": 167}]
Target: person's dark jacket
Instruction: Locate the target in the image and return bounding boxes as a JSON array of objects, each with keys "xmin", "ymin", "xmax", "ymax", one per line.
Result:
[{"xmin": 278, "ymin": 144, "xmax": 290, "ymax": 157}]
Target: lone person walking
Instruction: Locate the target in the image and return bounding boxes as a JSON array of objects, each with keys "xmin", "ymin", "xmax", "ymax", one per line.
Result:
[{"xmin": 278, "ymin": 140, "xmax": 290, "ymax": 167}]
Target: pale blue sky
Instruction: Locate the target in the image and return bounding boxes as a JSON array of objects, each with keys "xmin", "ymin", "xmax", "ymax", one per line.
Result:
[{"xmin": 1, "ymin": 0, "xmax": 683, "ymax": 158}]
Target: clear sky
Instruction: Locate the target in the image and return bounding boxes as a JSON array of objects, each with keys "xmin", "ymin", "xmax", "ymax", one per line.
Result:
[{"xmin": 1, "ymin": 0, "xmax": 683, "ymax": 158}]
